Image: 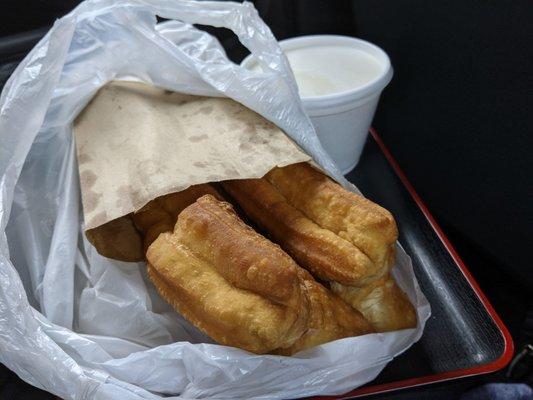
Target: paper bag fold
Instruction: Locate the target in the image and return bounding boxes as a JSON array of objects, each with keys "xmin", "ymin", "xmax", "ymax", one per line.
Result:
[{"xmin": 74, "ymin": 81, "xmax": 310, "ymax": 261}]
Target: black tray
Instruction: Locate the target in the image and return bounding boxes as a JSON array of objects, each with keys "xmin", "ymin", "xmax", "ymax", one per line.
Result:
[
  {"xmin": 0, "ymin": 29, "xmax": 513, "ymax": 400},
  {"xmin": 311, "ymin": 129, "xmax": 513, "ymax": 399}
]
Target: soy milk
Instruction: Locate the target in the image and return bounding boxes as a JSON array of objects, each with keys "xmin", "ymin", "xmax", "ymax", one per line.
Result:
[
  {"xmin": 243, "ymin": 36, "xmax": 393, "ymax": 173},
  {"xmin": 283, "ymin": 45, "xmax": 384, "ymax": 97}
]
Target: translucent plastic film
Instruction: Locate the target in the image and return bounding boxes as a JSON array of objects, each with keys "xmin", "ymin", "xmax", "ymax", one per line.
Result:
[{"xmin": 0, "ymin": 1, "xmax": 430, "ymax": 398}]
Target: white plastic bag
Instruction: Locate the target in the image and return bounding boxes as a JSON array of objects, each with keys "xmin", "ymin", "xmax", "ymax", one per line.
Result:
[{"xmin": 0, "ymin": 0, "xmax": 431, "ymax": 398}]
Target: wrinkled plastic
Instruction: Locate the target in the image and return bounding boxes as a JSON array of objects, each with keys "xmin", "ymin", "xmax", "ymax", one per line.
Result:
[{"xmin": 0, "ymin": 1, "xmax": 431, "ymax": 399}]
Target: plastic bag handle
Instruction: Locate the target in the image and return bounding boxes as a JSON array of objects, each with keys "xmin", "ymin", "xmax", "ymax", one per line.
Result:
[
  {"xmin": 138, "ymin": 0, "xmax": 299, "ymax": 92},
  {"xmin": 135, "ymin": 0, "xmax": 344, "ymax": 182}
]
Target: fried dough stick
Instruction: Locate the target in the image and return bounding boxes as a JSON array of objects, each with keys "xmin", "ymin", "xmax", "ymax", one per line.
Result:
[
  {"xmin": 222, "ymin": 163, "xmax": 416, "ymax": 332},
  {"xmin": 147, "ymin": 195, "xmax": 373, "ymax": 354}
]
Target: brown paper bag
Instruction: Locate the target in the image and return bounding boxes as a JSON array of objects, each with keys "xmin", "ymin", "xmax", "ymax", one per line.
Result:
[{"xmin": 74, "ymin": 81, "xmax": 310, "ymax": 261}]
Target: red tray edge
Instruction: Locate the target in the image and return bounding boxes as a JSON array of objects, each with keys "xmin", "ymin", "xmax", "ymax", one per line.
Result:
[
  {"xmin": 53, "ymin": 129, "xmax": 514, "ymax": 400},
  {"xmin": 310, "ymin": 128, "xmax": 514, "ymax": 399}
]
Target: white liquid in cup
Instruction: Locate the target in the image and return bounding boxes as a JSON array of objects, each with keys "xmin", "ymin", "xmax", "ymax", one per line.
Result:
[
  {"xmin": 244, "ymin": 36, "xmax": 393, "ymax": 173},
  {"xmin": 283, "ymin": 45, "xmax": 384, "ymax": 98}
]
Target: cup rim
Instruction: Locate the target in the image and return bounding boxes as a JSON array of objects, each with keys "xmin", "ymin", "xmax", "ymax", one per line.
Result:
[{"xmin": 241, "ymin": 34, "xmax": 393, "ymax": 109}]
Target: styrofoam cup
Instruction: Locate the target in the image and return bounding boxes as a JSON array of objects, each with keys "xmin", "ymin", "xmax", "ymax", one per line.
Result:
[{"xmin": 242, "ymin": 35, "xmax": 393, "ymax": 173}]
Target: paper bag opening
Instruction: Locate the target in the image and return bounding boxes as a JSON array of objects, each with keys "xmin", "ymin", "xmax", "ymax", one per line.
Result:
[{"xmin": 75, "ymin": 81, "xmax": 311, "ymax": 261}]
